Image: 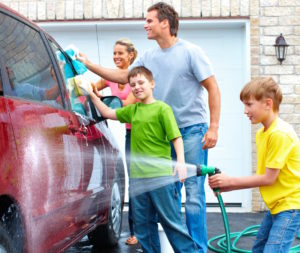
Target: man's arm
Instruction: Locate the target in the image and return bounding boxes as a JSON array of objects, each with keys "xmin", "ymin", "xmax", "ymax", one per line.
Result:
[
  {"xmin": 201, "ymin": 75, "xmax": 221, "ymax": 149},
  {"xmin": 172, "ymin": 137, "xmax": 187, "ymax": 182},
  {"xmin": 208, "ymin": 167, "xmax": 280, "ymax": 192},
  {"xmin": 77, "ymin": 52, "xmax": 129, "ymax": 84}
]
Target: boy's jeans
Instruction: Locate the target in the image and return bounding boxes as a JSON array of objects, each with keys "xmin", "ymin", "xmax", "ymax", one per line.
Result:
[
  {"xmin": 252, "ymin": 210, "xmax": 300, "ymax": 253},
  {"xmin": 130, "ymin": 181, "xmax": 197, "ymax": 253},
  {"xmin": 171, "ymin": 123, "xmax": 208, "ymax": 253}
]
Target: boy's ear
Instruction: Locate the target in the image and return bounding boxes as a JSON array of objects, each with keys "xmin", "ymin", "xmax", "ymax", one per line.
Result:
[
  {"xmin": 151, "ymin": 80, "xmax": 155, "ymax": 88},
  {"xmin": 265, "ymin": 98, "xmax": 273, "ymax": 110}
]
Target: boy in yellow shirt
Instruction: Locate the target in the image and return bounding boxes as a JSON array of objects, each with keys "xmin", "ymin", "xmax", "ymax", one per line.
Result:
[{"xmin": 209, "ymin": 77, "xmax": 300, "ymax": 252}]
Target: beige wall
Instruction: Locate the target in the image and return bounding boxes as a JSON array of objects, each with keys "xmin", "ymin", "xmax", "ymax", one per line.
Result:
[{"xmin": 1, "ymin": 0, "xmax": 299, "ymax": 212}]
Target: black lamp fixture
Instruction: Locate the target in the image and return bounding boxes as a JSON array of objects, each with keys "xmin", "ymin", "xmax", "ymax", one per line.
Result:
[{"xmin": 274, "ymin": 33, "xmax": 289, "ymax": 64}]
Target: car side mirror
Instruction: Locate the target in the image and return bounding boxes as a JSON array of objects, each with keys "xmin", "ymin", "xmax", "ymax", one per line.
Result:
[
  {"xmin": 88, "ymin": 95, "xmax": 123, "ymax": 122},
  {"xmin": 101, "ymin": 96, "xmax": 123, "ymax": 109}
]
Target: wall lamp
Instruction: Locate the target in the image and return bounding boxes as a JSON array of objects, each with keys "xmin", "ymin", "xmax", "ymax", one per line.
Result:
[{"xmin": 274, "ymin": 33, "xmax": 289, "ymax": 64}]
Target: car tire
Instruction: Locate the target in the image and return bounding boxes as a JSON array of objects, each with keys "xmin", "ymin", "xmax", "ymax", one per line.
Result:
[
  {"xmin": 88, "ymin": 171, "xmax": 123, "ymax": 247},
  {"xmin": 0, "ymin": 202, "xmax": 23, "ymax": 253},
  {"xmin": 0, "ymin": 224, "xmax": 17, "ymax": 253}
]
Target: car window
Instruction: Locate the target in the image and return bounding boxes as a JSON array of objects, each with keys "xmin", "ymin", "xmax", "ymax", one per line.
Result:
[
  {"xmin": 48, "ymin": 41, "xmax": 89, "ymax": 116},
  {"xmin": 0, "ymin": 12, "xmax": 63, "ymax": 108}
]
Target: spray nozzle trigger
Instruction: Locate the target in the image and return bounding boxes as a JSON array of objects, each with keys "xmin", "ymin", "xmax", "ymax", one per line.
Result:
[
  {"xmin": 214, "ymin": 167, "xmax": 221, "ymax": 175},
  {"xmin": 196, "ymin": 164, "xmax": 221, "ymax": 192}
]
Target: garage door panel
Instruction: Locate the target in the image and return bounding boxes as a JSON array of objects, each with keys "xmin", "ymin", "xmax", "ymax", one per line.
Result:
[{"xmin": 180, "ymin": 25, "xmax": 250, "ymax": 205}]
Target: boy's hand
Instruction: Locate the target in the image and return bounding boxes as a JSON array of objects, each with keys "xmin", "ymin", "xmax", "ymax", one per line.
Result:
[
  {"xmin": 77, "ymin": 78, "xmax": 94, "ymax": 96},
  {"xmin": 208, "ymin": 173, "xmax": 231, "ymax": 191},
  {"xmin": 173, "ymin": 162, "xmax": 187, "ymax": 183}
]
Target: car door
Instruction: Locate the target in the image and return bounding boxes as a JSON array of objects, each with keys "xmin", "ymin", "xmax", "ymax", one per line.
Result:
[
  {"xmin": 46, "ymin": 39, "xmax": 111, "ymax": 228},
  {"xmin": 0, "ymin": 11, "xmax": 89, "ymax": 252}
]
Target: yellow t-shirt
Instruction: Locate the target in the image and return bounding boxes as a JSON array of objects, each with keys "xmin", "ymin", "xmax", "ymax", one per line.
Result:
[{"xmin": 256, "ymin": 118, "xmax": 300, "ymax": 214}]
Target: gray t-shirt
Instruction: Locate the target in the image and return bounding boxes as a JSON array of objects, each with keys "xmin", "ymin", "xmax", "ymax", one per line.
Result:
[{"xmin": 132, "ymin": 38, "xmax": 214, "ymax": 128}]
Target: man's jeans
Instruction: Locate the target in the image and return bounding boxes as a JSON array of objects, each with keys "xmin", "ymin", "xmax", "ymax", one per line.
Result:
[
  {"xmin": 171, "ymin": 123, "xmax": 208, "ymax": 253},
  {"xmin": 130, "ymin": 181, "xmax": 197, "ymax": 253},
  {"xmin": 252, "ymin": 210, "xmax": 300, "ymax": 253}
]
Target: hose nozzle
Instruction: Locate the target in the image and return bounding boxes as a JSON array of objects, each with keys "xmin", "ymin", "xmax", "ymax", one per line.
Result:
[
  {"xmin": 196, "ymin": 164, "xmax": 221, "ymax": 193},
  {"xmin": 196, "ymin": 164, "xmax": 221, "ymax": 177}
]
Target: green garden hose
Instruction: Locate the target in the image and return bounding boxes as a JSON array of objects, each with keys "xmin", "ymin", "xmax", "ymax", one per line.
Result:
[
  {"xmin": 208, "ymin": 194, "xmax": 300, "ymax": 253},
  {"xmin": 195, "ymin": 164, "xmax": 300, "ymax": 252},
  {"xmin": 215, "ymin": 192, "xmax": 231, "ymax": 253}
]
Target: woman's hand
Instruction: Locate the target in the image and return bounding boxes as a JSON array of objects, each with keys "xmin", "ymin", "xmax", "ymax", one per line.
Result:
[
  {"xmin": 92, "ymin": 83, "xmax": 102, "ymax": 98},
  {"xmin": 77, "ymin": 78, "xmax": 94, "ymax": 96}
]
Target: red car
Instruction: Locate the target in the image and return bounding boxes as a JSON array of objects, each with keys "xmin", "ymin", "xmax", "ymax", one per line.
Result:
[{"xmin": 0, "ymin": 3, "xmax": 125, "ymax": 253}]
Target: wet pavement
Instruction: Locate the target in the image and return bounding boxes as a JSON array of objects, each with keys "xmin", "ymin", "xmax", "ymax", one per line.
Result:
[
  {"xmin": 65, "ymin": 233, "xmax": 142, "ymax": 253},
  {"xmin": 66, "ymin": 210, "xmax": 267, "ymax": 253},
  {"xmin": 65, "ymin": 208, "xmax": 142, "ymax": 253}
]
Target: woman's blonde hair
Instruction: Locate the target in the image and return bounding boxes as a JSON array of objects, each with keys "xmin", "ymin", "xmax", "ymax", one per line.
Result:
[
  {"xmin": 115, "ymin": 38, "xmax": 138, "ymax": 65},
  {"xmin": 240, "ymin": 77, "xmax": 282, "ymax": 112}
]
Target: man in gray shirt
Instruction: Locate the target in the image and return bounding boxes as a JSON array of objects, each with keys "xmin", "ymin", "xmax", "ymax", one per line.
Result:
[{"xmin": 78, "ymin": 2, "xmax": 220, "ymax": 252}]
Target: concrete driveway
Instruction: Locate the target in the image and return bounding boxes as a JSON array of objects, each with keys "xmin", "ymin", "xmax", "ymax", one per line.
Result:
[{"xmin": 66, "ymin": 211, "xmax": 266, "ymax": 253}]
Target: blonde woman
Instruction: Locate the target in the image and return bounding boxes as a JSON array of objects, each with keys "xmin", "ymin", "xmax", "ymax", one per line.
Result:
[{"xmin": 93, "ymin": 38, "xmax": 138, "ymax": 245}]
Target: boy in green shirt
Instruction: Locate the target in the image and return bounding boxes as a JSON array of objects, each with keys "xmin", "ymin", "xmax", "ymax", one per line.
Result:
[
  {"xmin": 84, "ymin": 66, "xmax": 197, "ymax": 253},
  {"xmin": 209, "ymin": 77, "xmax": 300, "ymax": 252}
]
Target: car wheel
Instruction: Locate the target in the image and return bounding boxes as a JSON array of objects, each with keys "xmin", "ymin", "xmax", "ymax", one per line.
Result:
[
  {"xmin": 88, "ymin": 174, "xmax": 123, "ymax": 247},
  {"xmin": 0, "ymin": 202, "xmax": 23, "ymax": 253},
  {"xmin": 0, "ymin": 224, "xmax": 17, "ymax": 253}
]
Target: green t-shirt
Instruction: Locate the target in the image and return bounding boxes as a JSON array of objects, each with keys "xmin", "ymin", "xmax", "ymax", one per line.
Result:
[{"xmin": 116, "ymin": 100, "xmax": 181, "ymax": 178}]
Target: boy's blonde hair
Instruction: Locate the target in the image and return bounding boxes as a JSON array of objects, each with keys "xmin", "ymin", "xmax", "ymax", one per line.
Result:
[{"xmin": 240, "ymin": 77, "xmax": 282, "ymax": 112}]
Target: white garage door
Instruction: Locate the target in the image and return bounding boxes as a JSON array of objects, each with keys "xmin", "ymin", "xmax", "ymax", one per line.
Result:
[{"xmin": 41, "ymin": 20, "xmax": 251, "ymax": 210}]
